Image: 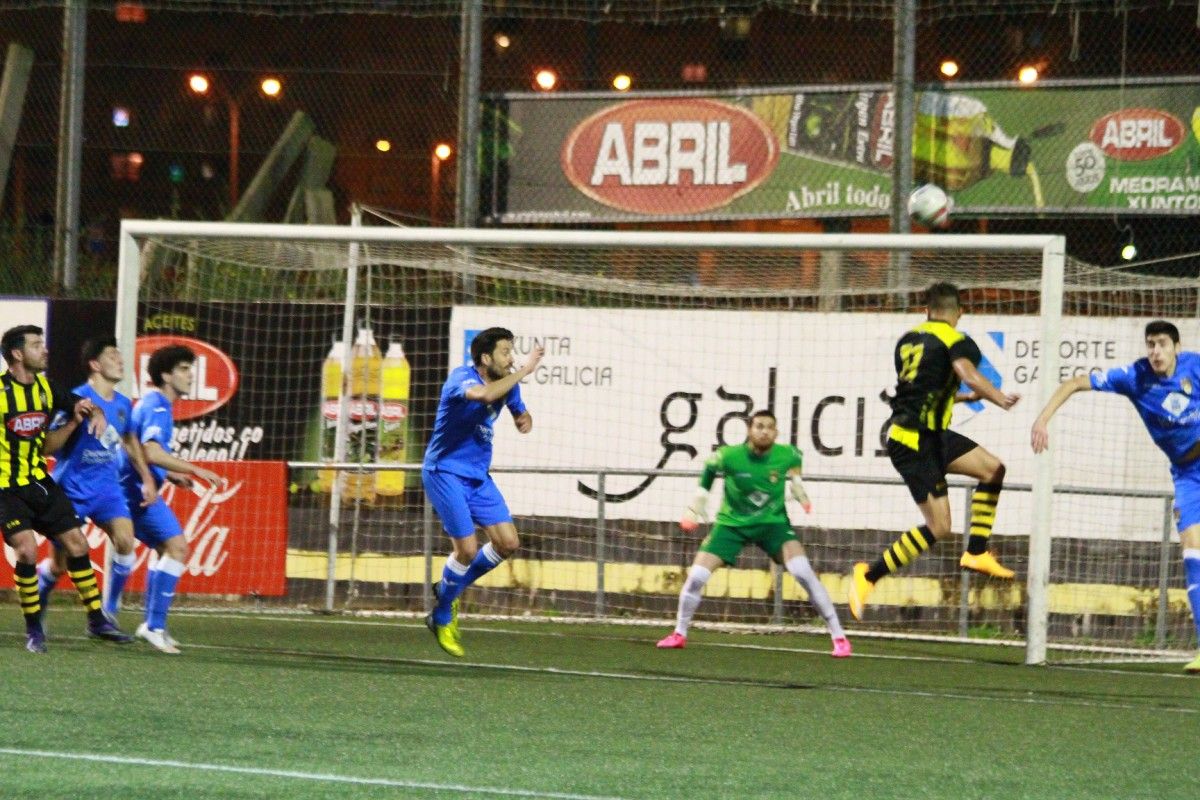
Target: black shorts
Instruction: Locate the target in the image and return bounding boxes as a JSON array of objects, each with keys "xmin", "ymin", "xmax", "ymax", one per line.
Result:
[
  {"xmin": 942, "ymin": 429, "xmax": 980, "ymax": 465},
  {"xmin": 0, "ymin": 476, "xmax": 84, "ymax": 543},
  {"xmin": 888, "ymin": 427, "xmax": 981, "ymax": 503}
]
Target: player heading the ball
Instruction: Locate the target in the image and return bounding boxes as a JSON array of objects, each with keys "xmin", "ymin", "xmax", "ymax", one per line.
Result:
[{"xmin": 849, "ymin": 283, "xmax": 1020, "ymax": 621}]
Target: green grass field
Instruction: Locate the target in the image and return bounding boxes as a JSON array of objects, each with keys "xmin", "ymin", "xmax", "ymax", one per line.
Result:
[{"xmin": 2, "ymin": 611, "xmax": 1196, "ymax": 800}]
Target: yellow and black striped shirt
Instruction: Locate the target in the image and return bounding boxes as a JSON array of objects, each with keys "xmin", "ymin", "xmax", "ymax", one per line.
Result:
[
  {"xmin": 0, "ymin": 372, "xmax": 80, "ymax": 489},
  {"xmin": 888, "ymin": 320, "xmax": 982, "ymax": 435}
]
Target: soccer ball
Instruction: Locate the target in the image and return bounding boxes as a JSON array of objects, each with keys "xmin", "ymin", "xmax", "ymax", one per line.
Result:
[{"xmin": 909, "ymin": 183, "xmax": 952, "ymax": 229}]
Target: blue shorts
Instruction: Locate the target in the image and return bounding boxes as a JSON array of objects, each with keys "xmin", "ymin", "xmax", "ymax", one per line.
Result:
[
  {"xmin": 1171, "ymin": 460, "xmax": 1200, "ymax": 532},
  {"xmin": 126, "ymin": 492, "xmax": 184, "ymax": 548},
  {"xmin": 422, "ymin": 468, "xmax": 512, "ymax": 539},
  {"xmin": 63, "ymin": 481, "xmax": 131, "ymax": 526}
]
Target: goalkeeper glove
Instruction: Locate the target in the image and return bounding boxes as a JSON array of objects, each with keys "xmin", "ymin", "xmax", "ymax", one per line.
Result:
[
  {"xmin": 679, "ymin": 487, "xmax": 710, "ymax": 532},
  {"xmin": 788, "ymin": 475, "xmax": 813, "ymax": 514}
]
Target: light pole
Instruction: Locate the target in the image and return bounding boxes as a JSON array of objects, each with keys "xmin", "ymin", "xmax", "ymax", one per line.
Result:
[
  {"xmin": 187, "ymin": 73, "xmax": 282, "ymax": 208},
  {"xmin": 430, "ymin": 142, "xmax": 453, "ymax": 225}
]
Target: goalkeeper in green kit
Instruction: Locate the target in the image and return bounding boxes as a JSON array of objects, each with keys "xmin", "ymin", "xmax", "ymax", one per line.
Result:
[{"xmin": 657, "ymin": 409, "xmax": 851, "ymax": 657}]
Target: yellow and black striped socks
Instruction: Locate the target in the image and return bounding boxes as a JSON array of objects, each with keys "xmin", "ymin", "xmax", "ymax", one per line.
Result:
[
  {"xmin": 66, "ymin": 554, "xmax": 104, "ymax": 617},
  {"xmin": 966, "ymin": 482, "xmax": 1002, "ymax": 556},
  {"xmin": 14, "ymin": 561, "xmax": 41, "ymax": 629},
  {"xmin": 866, "ymin": 525, "xmax": 936, "ymax": 583}
]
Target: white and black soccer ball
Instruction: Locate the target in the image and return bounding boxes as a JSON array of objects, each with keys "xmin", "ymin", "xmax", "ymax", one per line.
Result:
[{"xmin": 908, "ymin": 183, "xmax": 953, "ymax": 229}]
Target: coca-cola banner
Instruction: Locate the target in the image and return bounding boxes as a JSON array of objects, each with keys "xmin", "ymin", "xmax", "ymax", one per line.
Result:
[{"xmin": 0, "ymin": 461, "xmax": 289, "ymax": 596}]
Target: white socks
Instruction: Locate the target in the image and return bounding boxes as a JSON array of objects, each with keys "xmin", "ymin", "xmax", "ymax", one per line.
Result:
[
  {"xmin": 786, "ymin": 554, "xmax": 845, "ymax": 639},
  {"xmin": 673, "ymin": 564, "xmax": 712, "ymax": 637}
]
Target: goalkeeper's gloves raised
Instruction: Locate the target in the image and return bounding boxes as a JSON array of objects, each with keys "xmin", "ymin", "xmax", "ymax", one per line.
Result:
[
  {"xmin": 679, "ymin": 487, "xmax": 710, "ymax": 532},
  {"xmin": 788, "ymin": 475, "xmax": 813, "ymax": 514}
]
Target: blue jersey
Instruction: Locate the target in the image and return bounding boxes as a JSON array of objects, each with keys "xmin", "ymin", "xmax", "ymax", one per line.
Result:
[
  {"xmin": 51, "ymin": 383, "xmax": 134, "ymax": 498},
  {"xmin": 120, "ymin": 388, "xmax": 174, "ymax": 490},
  {"xmin": 1091, "ymin": 351, "xmax": 1200, "ymax": 463},
  {"xmin": 422, "ymin": 365, "xmax": 526, "ymax": 480}
]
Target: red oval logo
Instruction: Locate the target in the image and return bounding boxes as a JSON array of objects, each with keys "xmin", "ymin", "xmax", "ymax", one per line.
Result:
[
  {"xmin": 7, "ymin": 411, "xmax": 48, "ymax": 438},
  {"xmin": 561, "ymin": 99, "xmax": 779, "ymax": 215},
  {"xmin": 135, "ymin": 335, "xmax": 239, "ymax": 421},
  {"xmin": 1089, "ymin": 108, "xmax": 1184, "ymax": 161}
]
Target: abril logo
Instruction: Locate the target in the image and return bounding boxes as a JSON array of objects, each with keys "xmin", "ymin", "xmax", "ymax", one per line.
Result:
[
  {"xmin": 463, "ymin": 329, "xmax": 483, "ymax": 367},
  {"xmin": 960, "ymin": 331, "xmax": 1004, "ymax": 414}
]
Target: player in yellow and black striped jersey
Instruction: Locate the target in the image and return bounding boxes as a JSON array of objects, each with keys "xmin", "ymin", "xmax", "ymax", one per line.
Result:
[
  {"xmin": 847, "ymin": 284, "xmax": 1021, "ymax": 621},
  {"xmin": 0, "ymin": 325, "xmax": 134, "ymax": 652}
]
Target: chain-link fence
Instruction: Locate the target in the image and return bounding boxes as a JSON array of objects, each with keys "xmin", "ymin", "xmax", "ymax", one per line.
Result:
[{"xmin": 0, "ymin": 1, "xmax": 1197, "ymax": 296}]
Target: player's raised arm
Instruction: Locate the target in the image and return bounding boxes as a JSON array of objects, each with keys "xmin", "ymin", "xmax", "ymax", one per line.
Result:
[
  {"xmin": 465, "ymin": 345, "xmax": 544, "ymax": 404},
  {"xmin": 952, "ymin": 357, "xmax": 1019, "ymax": 410},
  {"xmin": 1030, "ymin": 373, "xmax": 1093, "ymax": 453}
]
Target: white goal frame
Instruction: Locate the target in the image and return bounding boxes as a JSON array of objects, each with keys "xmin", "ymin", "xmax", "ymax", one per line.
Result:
[{"xmin": 117, "ymin": 219, "xmax": 1065, "ymax": 665}]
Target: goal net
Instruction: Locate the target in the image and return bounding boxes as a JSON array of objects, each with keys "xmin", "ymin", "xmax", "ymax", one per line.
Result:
[{"xmin": 115, "ymin": 220, "xmax": 1197, "ymax": 666}]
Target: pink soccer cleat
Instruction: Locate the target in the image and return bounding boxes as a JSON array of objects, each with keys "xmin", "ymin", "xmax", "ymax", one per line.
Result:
[
  {"xmin": 831, "ymin": 637, "xmax": 852, "ymax": 658},
  {"xmin": 656, "ymin": 632, "xmax": 687, "ymax": 649}
]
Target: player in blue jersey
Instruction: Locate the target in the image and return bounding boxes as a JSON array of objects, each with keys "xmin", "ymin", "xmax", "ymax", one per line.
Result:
[
  {"xmin": 40, "ymin": 337, "xmax": 157, "ymax": 624},
  {"xmin": 121, "ymin": 345, "xmax": 223, "ymax": 654},
  {"xmin": 422, "ymin": 327, "xmax": 544, "ymax": 657},
  {"xmin": 1032, "ymin": 320, "xmax": 1200, "ymax": 674}
]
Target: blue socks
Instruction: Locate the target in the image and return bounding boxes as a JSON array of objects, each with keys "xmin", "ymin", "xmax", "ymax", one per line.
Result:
[
  {"xmin": 146, "ymin": 556, "xmax": 184, "ymax": 631},
  {"xmin": 1184, "ymin": 549, "xmax": 1200, "ymax": 646},
  {"xmin": 104, "ymin": 550, "xmax": 136, "ymax": 616},
  {"xmin": 433, "ymin": 543, "xmax": 504, "ymax": 625}
]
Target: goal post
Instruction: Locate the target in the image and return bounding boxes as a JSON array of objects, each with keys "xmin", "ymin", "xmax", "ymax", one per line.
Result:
[{"xmin": 117, "ymin": 220, "xmax": 1097, "ymax": 665}]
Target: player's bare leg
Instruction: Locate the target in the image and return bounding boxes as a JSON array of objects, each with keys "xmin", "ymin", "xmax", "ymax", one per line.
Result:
[
  {"xmin": 850, "ymin": 493, "xmax": 952, "ymax": 621},
  {"xmin": 947, "ymin": 446, "xmax": 1015, "ymax": 579},
  {"xmin": 41, "ymin": 517, "xmax": 138, "ymax": 622}
]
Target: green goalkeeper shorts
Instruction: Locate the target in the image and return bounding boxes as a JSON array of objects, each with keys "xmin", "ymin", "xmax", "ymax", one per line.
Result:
[{"xmin": 698, "ymin": 522, "xmax": 797, "ymax": 566}]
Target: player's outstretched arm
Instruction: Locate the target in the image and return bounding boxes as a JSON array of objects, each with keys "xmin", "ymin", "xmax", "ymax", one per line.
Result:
[
  {"xmin": 1031, "ymin": 373, "xmax": 1092, "ymax": 453},
  {"xmin": 465, "ymin": 345, "xmax": 545, "ymax": 404},
  {"xmin": 142, "ymin": 441, "xmax": 224, "ymax": 488},
  {"xmin": 953, "ymin": 358, "xmax": 1019, "ymax": 410}
]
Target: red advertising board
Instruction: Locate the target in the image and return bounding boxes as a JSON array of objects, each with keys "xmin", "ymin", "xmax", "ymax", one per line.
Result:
[{"xmin": 0, "ymin": 461, "xmax": 288, "ymax": 596}]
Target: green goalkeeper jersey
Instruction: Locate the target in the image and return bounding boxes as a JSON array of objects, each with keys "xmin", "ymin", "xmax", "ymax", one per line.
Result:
[{"xmin": 700, "ymin": 442, "xmax": 803, "ymax": 527}]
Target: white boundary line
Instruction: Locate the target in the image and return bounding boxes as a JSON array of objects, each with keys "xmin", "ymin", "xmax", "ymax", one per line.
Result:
[
  {"xmin": 16, "ymin": 621, "xmax": 1196, "ymax": 713},
  {"xmin": 163, "ymin": 610, "xmax": 1198, "ymax": 673},
  {"xmin": 0, "ymin": 748, "xmax": 630, "ymax": 800}
]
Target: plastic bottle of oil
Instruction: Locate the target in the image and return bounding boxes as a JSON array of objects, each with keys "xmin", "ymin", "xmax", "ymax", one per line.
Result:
[{"xmin": 376, "ymin": 341, "xmax": 411, "ymax": 497}]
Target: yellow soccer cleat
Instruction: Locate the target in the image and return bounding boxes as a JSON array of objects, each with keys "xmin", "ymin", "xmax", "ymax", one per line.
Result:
[
  {"xmin": 425, "ymin": 614, "xmax": 465, "ymax": 658},
  {"xmin": 959, "ymin": 551, "xmax": 1016, "ymax": 580},
  {"xmin": 1184, "ymin": 653, "xmax": 1200, "ymax": 674},
  {"xmin": 848, "ymin": 562, "xmax": 873, "ymax": 621}
]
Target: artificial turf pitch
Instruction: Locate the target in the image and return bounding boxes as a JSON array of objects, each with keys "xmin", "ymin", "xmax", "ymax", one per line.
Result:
[{"xmin": 1, "ymin": 612, "xmax": 1195, "ymax": 799}]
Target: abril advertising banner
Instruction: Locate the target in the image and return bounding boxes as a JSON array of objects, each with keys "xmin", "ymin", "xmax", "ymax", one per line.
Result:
[{"xmin": 484, "ymin": 80, "xmax": 1200, "ymax": 222}]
